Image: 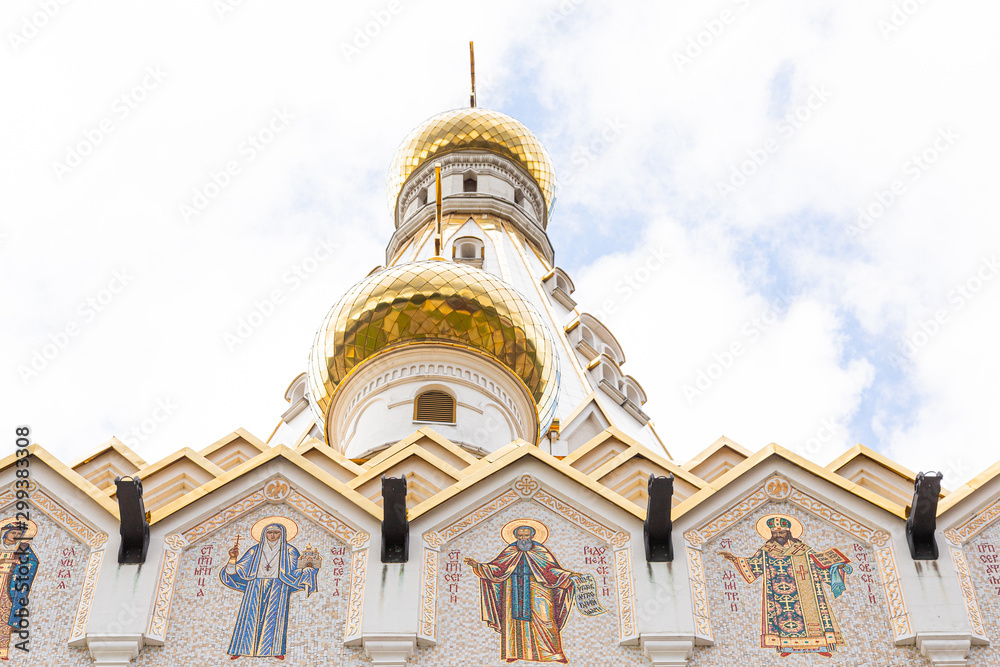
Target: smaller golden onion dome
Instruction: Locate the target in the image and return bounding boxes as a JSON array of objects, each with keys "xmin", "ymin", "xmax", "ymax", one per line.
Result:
[
  {"xmin": 387, "ymin": 108, "xmax": 556, "ymax": 220},
  {"xmin": 307, "ymin": 260, "xmax": 559, "ymax": 443}
]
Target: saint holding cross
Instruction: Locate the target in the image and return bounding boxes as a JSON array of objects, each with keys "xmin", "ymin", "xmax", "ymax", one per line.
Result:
[{"xmin": 220, "ymin": 516, "xmax": 320, "ymax": 660}]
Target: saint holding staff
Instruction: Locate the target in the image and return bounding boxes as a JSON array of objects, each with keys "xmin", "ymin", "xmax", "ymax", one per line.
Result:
[{"xmin": 220, "ymin": 516, "xmax": 321, "ymax": 660}]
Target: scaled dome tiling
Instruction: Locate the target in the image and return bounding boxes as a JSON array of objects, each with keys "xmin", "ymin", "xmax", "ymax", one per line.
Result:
[
  {"xmin": 307, "ymin": 260, "xmax": 559, "ymax": 444},
  {"xmin": 387, "ymin": 107, "xmax": 557, "ymax": 219}
]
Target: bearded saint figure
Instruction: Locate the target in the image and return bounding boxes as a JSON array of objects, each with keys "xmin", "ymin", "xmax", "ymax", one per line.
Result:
[
  {"xmin": 464, "ymin": 519, "xmax": 587, "ymax": 664},
  {"xmin": 220, "ymin": 517, "xmax": 320, "ymax": 660},
  {"xmin": 720, "ymin": 514, "xmax": 853, "ymax": 658}
]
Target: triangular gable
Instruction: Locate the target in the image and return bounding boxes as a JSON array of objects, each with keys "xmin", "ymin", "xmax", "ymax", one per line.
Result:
[
  {"xmin": 674, "ymin": 443, "xmax": 908, "ymax": 522},
  {"xmin": 0, "ymin": 444, "xmax": 119, "ymax": 519},
  {"xmin": 682, "ymin": 435, "xmax": 751, "ymax": 483},
  {"xmin": 563, "ymin": 429, "xmax": 635, "ymax": 475},
  {"xmin": 295, "ymin": 437, "xmax": 366, "ymax": 482},
  {"xmin": 108, "ymin": 448, "xmax": 226, "ymax": 513},
  {"xmin": 147, "ymin": 444, "xmax": 382, "ymax": 524},
  {"xmin": 563, "ymin": 428, "xmax": 705, "ymax": 508},
  {"xmin": 408, "ymin": 439, "xmax": 644, "ymax": 522},
  {"xmin": 70, "ymin": 436, "xmax": 146, "ymax": 490},
  {"xmin": 199, "ymin": 428, "xmax": 270, "ymax": 471},
  {"xmin": 348, "ymin": 444, "xmax": 466, "ymax": 508},
  {"xmin": 363, "ymin": 427, "xmax": 479, "ymax": 471},
  {"xmin": 558, "ymin": 395, "xmax": 614, "ymax": 452},
  {"xmin": 826, "ymin": 444, "xmax": 944, "ymax": 509}
]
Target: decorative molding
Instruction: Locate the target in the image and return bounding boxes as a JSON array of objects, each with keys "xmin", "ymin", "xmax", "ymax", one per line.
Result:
[
  {"xmin": 513, "ymin": 474, "xmax": 539, "ymax": 497},
  {"xmin": 951, "ymin": 548, "xmax": 987, "ymax": 640},
  {"xmin": 181, "ymin": 487, "xmax": 269, "ymax": 544},
  {"xmin": 764, "ymin": 475, "xmax": 791, "ymax": 500},
  {"xmin": 418, "ymin": 547, "xmax": 438, "ymax": 644},
  {"xmin": 945, "ymin": 495, "xmax": 1000, "ymax": 545},
  {"xmin": 361, "ymin": 634, "xmax": 417, "ymax": 667},
  {"xmin": 68, "ymin": 549, "xmax": 105, "ymax": 644},
  {"xmin": 425, "ymin": 489, "xmax": 520, "ymax": 546},
  {"xmin": 344, "ymin": 358, "xmax": 525, "ymax": 424},
  {"xmin": 344, "ymin": 549, "xmax": 368, "ymax": 642},
  {"xmin": 616, "ymin": 546, "xmax": 637, "ymax": 644},
  {"xmin": 180, "ymin": 481, "xmax": 368, "ymax": 548},
  {"xmin": 686, "ymin": 546, "xmax": 712, "ymax": 643},
  {"xmin": 876, "ymin": 544, "xmax": 912, "ymax": 641},
  {"xmin": 4, "ymin": 482, "xmax": 107, "ymax": 548},
  {"xmin": 788, "ymin": 488, "xmax": 889, "ymax": 546},
  {"xmin": 684, "ymin": 487, "xmax": 768, "ymax": 547},
  {"xmin": 533, "ymin": 488, "xmax": 623, "ymax": 544},
  {"xmin": 640, "ymin": 635, "xmax": 696, "ymax": 667},
  {"xmin": 86, "ymin": 634, "xmax": 144, "ymax": 667},
  {"xmin": 263, "ymin": 478, "xmax": 291, "ymax": 501},
  {"xmin": 145, "ymin": 535, "xmax": 183, "ymax": 644},
  {"xmin": 286, "ymin": 490, "xmax": 369, "ymax": 548},
  {"xmin": 915, "ymin": 632, "xmax": 973, "ymax": 666}
]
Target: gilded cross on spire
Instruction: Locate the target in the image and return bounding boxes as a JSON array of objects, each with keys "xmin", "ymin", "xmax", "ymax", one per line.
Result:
[{"xmin": 469, "ymin": 41, "xmax": 476, "ymax": 108}]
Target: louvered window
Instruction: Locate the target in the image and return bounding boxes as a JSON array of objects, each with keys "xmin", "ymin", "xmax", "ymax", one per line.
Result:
[{"xmin": 414, "ymin": 390, "xmax": 456, "ymax": 423}]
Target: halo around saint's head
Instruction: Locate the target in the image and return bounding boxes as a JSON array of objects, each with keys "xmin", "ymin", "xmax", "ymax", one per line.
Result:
[
  {"xmin": 755, "ymin": 513, "xmax": 803, "ymax": 540},
  {"xmin": 501, "ymin": 519, "xmax": 548, "ymax": 545},
  {"xmin": 0, "ymin": 517, "xmax": 37, "ymax": 540},
  {"xmin": 251, "ymin": 516, "xmax": 298, "ymax": 542}
]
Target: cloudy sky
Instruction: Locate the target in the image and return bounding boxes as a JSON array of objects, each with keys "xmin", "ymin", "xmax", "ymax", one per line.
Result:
[{"xmin": 3, "ymin": 0, "xmax": 997, "ymax": 488}]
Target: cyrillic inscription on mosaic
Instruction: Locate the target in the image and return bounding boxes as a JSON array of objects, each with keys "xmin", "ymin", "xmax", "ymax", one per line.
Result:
[
  {"xmin": 220, "ymin": 516, "xmax": 321, "ymax": 659},
  {"xmin": 0, "ymin": 518, "xmax": 37, "ymax": 659},
  {"xmin": 464, "ymin": 519, "xmax": 607, "ymax": 664},
  {"xmin": 720, "ymin": 514, "xmax": 853, "ymax": 657}
]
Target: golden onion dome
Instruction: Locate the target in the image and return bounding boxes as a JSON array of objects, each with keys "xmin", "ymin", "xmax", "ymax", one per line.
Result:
[
  {"xmin": 387, "ymin": 107, "xmax": 556, "ymax": 219},
  {"xmin": 307, "ymin": 260, "xmax": 559, "ymax": 442}
]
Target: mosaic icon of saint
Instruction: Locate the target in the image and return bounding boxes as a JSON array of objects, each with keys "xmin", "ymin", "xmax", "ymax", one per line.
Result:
[
  {"xmin": 220, "ymin": 517, "xmax": 321, "ymax": 660},
  {"xmin": 465, "ymin": 519, "xmax": 605, "ymax": 664},
  {"xmin": 0, "ymin": 519, "xmax": 38, "ymax": 661},
  {"xmin": 720, "ymin": 514, "xmax": 853, "ymax": 658}
]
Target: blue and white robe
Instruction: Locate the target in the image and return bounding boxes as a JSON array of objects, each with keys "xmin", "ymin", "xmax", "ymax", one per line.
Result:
[{"xmin": 220, "ymin": 524, "xmax": 318, "ymax": 657}]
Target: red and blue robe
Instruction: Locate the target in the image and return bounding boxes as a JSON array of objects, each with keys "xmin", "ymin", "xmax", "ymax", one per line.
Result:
[{"xmin": 470, "ymin": 541, "xmax": 576, "ymax": 663}]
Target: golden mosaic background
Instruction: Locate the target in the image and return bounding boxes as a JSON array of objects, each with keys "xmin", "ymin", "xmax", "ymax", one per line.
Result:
[
  {"xmin": 308, "ymin": 260, "xmax": 559, "ymax": 443},
  {"xmin": 387, "ymin": 107, "xmax": 557, "ymax": 217}
]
